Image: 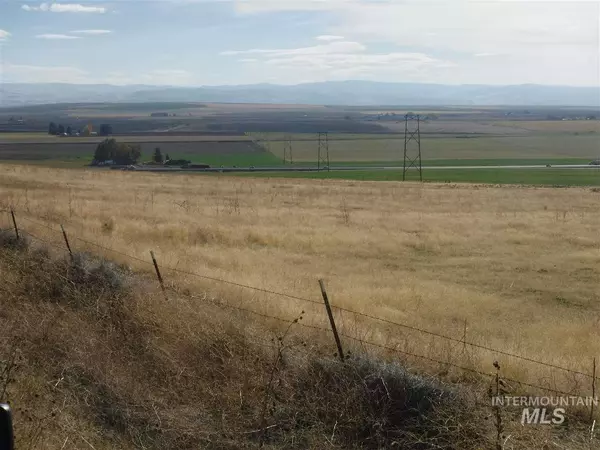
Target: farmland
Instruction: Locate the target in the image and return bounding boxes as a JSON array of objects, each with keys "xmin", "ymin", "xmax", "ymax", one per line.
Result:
[
  {"xmin": 2, "ymin": 102, "xmax": 600, "ymax": 448},
  {"xmin": 1, "ymin": 103, "xmax": 599, "ymax": 185},
  {"xmin": 265, "ymin": 134, "xmax": 600, "ymax": 162},
  {"xmin": 1, "ymin": 132, "xmax": 599, "ymax": 165},
  {"xmin": 0, "ymin": 132, "xmax": 281, "ymax": 167}
]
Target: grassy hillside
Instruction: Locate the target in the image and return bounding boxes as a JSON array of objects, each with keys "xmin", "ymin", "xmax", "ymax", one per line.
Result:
[
  {"xmin": 0, "ymin": 229, "xmax": 595, "ymax": 449},
  {"xmin": 2, "ymin": 165, "xmax": 600, "ymax": 447},
  {"xmin": 1, "ymin": 237, "xmax": 495, "ymax": 449},
  {"xmin": 1, "ymin": 166, "xmax": 599, "ymax": 382}
]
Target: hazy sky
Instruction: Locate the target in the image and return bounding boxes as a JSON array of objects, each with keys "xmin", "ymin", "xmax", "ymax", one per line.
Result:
[{"xmin": 0, "ymin": 0, "xmax": 598, "ymax": 86}]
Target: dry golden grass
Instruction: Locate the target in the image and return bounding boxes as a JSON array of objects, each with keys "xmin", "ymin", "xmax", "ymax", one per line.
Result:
[
  {"xmin": 0, "ymin": 230, "xmax": 499, "ymax": 449},
  {"xmin": 1, "ymin": 164, "xmax": 600, "ymax": 392},
  {"xmin": 3, "ymin": 163, "xmax": 600, "ymax": 448}
]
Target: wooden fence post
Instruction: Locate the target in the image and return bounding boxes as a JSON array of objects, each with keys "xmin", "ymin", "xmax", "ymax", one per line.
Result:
[
  {"xmin": 10, "ymin": 209, "xmax": 18, "ymax": 240},
  {"xmin": 61, "ymin": 225, "xmax": 74, "ymax": 260},
  {"xmin": 462, "ymin": 319, "xmax": 467, "ymax": 354},
  {"xmin": 318, "ymin": 279, "xmax": 345, "ymax": 362},
  {"xmin": 591, "ymin": 357, "xmax": 597, "ymax": 423},
  {"xmin": 150, "ymin": 251, "xmax": 168, "ymax": 300}
]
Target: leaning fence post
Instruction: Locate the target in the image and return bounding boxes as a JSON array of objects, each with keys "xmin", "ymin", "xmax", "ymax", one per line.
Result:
[
  {"xmin": 150, "ymin": 250, "xmax": 168, "ymax": 300},
  {"xmin": 318, "ymin": 279, "xmax": 345, "ymax": 362},
  {"xmin": 10, "ymin": 209, "xmax": 18, "ymax": 240},
  {"xmin": 60, "ymin": 224, "xmax": 74, "ymax": 260},
  {"xmin": 462, "ymin": 319, "xmax": 467, "ymax": 354},
  {"xmin": 591, "ymin": 357, "xmax": 597, "ymax": 423}
]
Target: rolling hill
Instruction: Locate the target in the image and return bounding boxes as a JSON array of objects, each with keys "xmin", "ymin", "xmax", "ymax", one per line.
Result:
[{"xmin": 1, "ymin": 81, "xmax": 599, "ymax": 107}]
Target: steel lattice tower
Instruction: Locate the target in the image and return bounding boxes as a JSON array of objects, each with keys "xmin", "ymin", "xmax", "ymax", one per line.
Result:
[
  {"xmin": 253, "ymin": 132, "xmax": 269, "ymax": 152},
  {"xmin": 403, "ymin": 114, "xmax": 423, "ymax": 181},
  {"xmin": 317, "ymin": 132, "xmax": 330, "ymax": 171},
  {"xmin": 283, "ymin": 134, "xmax": 293, "ymax": 164},
  {"xmin": 262, "ymin": 133, "xmax": 271, "ymax": 153}
]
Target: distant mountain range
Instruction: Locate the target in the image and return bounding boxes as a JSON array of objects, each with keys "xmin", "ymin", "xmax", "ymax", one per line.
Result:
[{"xmin": 1, "ymin": 81, "xmax": 599, "ymax": 107}]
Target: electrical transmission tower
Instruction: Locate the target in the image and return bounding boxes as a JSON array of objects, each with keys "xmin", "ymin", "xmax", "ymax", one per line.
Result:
[
  {"xmin": 253, "ymin": 132, "xmax": 270, "ymax": 153},
  {"xmin": 317, "ymin": 132, "xmax": 330, "ymax": 171},
  {"xmin": 262, "ymin": 133, "xmax": 271, "ymax": 153},
  {"xmin": 402, "ymin": 113, "xmax": 423, "ymax": 181},
  {"xmin": 283, "ymin": 134, "xmax": 293, "ymax": 164}
]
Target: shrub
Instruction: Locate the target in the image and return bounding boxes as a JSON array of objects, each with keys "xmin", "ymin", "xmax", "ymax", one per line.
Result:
[
  {"xmin": 0, "ymin": 229, "xmax": 29, "ymax": 251},
  {"xmin": 279, "ymin": 357, "xmax": 488, "ymax": 449}
]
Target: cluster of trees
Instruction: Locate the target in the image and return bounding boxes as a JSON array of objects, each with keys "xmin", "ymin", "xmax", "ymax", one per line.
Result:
[
  {"xmin": 99, "ymin": 124, "xmax": 113, "ymax": 136},
  {"xmin": 153, "ymin": 148, "xmax": 166, "ymax": 163},
  {"xmin": 48, "ymin": 122, "xmax": 73, "ymax": 135},
  {"xmin": 93, "ymin": 139, "xmax": 142, "ymax": 165},
  {"xmin": 48, "ymin": 122, "xmax": 113, "ymax": 136},
  {"xmin": 150, "ymin": 148, "xmax": 191, "ymax": 165},
  {"xmin": 93, "ymin": 142, "xmax": 183, "ymax": 166}
]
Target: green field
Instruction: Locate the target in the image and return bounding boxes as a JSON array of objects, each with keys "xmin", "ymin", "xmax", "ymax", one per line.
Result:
[
  {"xmin": 272, "ymin": 158, "xmax": 593, "ymax": 167},
  {"xmin": 0, "ymin": 138, "xmax": 279, "ymax": 168},
  {"xmin": 265, "ymin": 134, "xmax": 600, "ymax": 162},
  {"xmin": 2, "ymin": 103, "xmax": 599, "ymax": 187}
]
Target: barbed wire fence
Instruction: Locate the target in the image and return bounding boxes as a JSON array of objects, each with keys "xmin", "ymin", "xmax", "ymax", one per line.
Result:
[{"xmin": 1, "ymin": 206, "xmax": 598, "ymax": 423}]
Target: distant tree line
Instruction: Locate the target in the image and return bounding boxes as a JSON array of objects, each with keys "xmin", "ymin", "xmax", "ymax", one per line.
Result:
[
  {"xmin": 93, "ymin": 142, "xmax": 191, "ymax": 167},
  {"xmin": 48, "ymin": 122, "xmax": 113, "ymax": 136}
]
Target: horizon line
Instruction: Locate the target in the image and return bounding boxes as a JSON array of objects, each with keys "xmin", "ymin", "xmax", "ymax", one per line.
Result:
[{"xmin": 2, "ymin": 81, "xmax": 600, "ymax": 89}]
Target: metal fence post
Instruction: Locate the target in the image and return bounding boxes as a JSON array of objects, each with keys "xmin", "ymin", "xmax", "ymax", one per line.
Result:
[
  {"xmin": 150, "ymin": 250, "xmax": 168, "ymax": 300},
  {"xmin": 61, "ymin": 224, "xmax": 74, "ymax": 260},
  {"xmin": 318, "ymin": 279, "xmax": 345, "ymax": 362},
  {"xmin": 10, "ymin": 209, "xmax": 18, "ymax": 240}
]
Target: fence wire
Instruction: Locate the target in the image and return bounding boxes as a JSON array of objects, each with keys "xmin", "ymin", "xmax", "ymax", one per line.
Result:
[{"xmin": 3, "ymin": 206, "xmax": 598, "ymax": 391}]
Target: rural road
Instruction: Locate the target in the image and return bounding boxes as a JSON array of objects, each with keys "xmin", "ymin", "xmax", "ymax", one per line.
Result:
[{"xmin": 119, "ymin": 164, "xmax": 600, "ymax": 173}]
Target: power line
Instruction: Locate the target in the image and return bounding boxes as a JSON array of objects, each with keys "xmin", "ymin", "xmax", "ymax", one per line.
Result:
[
  {"xmin": 2, "ymin": 218, "xmax": 593, "ymax": 397},
  {"xmin": 172, "ymin": 286, "xmax": 578, "ymax": 397},
  {"xmin": 19, "ymin": 229, "xmax": 69, "ymax": 254},
  {"xmin": 329, "ymin": 304, "xmax": 594, "ymax": 379},
  {"xmin": 338, "ymin": 333, "xmax": 577, "ymax": 397},
  {"xmin": 14, "ymin": 212, "xmax": 326, "ymax": 305}
]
